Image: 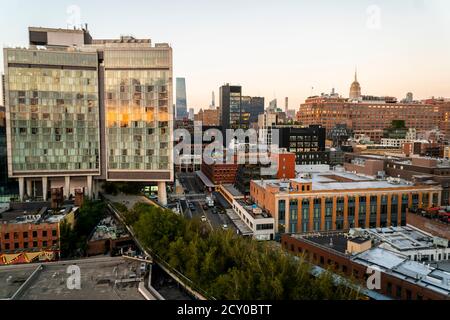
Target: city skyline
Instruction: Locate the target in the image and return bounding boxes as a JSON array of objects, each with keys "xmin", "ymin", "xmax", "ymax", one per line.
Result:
[{"xmin": 1, "ymin": 1, "xmax": 450, "ymax": 111}]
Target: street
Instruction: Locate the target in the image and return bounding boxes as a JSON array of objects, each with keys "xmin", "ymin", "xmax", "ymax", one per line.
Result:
[{"xmin": 176, "ymin": 173, "xmax": 236, "ymax": 233}]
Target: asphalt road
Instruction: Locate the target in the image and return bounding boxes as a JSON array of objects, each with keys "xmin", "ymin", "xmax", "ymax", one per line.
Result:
[{"xmin": 177, "ymin": 173, "xmax": 236, "ymax": 232}]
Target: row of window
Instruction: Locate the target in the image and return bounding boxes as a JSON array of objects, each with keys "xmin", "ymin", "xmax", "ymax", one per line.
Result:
[
  {"xmin": 1, "ymin": 240, "xmax": 58, "ymax": 251},
  {"xmin": 2, "ymin": 229, "xmax": 57, "ymax": 240}
]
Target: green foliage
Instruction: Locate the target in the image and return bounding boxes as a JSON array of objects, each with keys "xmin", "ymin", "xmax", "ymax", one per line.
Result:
[
  {"xmin": 128, "ymin": 202, "xmax": 361, "ymax": 300},
  {"xmin": 60, "ymin": 200, "xmax": 106, "ymax": 258}
]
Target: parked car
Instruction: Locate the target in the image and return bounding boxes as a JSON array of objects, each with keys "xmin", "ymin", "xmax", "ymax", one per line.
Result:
[
  {"xmin": 222, "ymin": 224, "xmax": 228, "ymax": 230},
  {"xmin": 201, "ymin": 215, "xmax": 207, "ymax": 222}
]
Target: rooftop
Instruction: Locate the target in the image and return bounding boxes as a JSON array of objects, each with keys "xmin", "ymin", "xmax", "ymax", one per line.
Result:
[
  {"xmin": 0, "ymin": 257, "xmax": 145, "ymax": 300},
  {"xmin": 0, "ymin": 206, "xmax": 78, "ymax": 225},
  {"xmin": 89, "ymin": 216, "xmax": 130, "ymax": 242},
  {"xmin": 353, "ymin": 248, "xmax": 450, "ymax": 297},
  {"xmin": 253, "ymin": 170, "xmax": 425, "ymax": 192},
  {"xmin": 224, "ymin": 209, "xmax": 253, "ymax": 236},
  {"xmin": 222, "ymin": 184, "xmax": 244, "ymax": 198},
  {"xmin": 235, "ymin": 199, "xmax": 273, "ymax": 220},
  {"xmin": 292, "ymin": 231, "xmax": 350, "ymax": 254},
  {"xmin": 362, "ymin": 226, "xmax": 449, "ymax": 252}
]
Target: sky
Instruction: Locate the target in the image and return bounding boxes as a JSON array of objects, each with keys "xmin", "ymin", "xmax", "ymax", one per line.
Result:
[{"xmin": 1, "ymin": 0, "xmax": 450, "ymax": 111}]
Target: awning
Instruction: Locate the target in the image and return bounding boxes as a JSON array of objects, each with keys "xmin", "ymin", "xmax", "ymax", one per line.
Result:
[
  {"xmin": 3, "ymin": 253, "xmax": 21, "ymax": 264},
  {"xmin": 195, "ymin": 171, "xmax": 216, "ymax": 188},
  {"xmin": 24, "ymin": 252, "xmax": 42, "ymax": 263}
]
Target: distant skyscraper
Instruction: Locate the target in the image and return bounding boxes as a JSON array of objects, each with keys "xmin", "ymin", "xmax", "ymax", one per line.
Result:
[
  {"xmin": 268, "ymin": 99, "xmax": 278, "ymax": 111},
  {"xmin": 220, "ymin": 84, "xmax": 241, "ymax": 130},
  {"xmin": 242, "ymin": 96, "xmax": 264, "ymax": 124},
  {"xmin": 406, "ymin": 92, "xmax": 414, "ymax": 103},
  {"xmin": 176, "ymin": 78, "xmax": 188, "ymax": 120},
  {"xmin": 210, "ymin": 91, "xmax": 216, "ymax": 109},
  {"xmin": 189, "ymin": 108, "xmax": 195, "ymax": 121},
  {"xmin": 285, "ymin": 97, "xmax": 289, "ymax": 113},
  {"xmin": 349, "ymin": 70, "xmax": 362, "ymax": 100}
]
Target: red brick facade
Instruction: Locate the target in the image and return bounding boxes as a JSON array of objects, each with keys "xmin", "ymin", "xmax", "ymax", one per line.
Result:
[{"xmin": 281, "ymin": 234, "xmax": 449, "ymax": 300}]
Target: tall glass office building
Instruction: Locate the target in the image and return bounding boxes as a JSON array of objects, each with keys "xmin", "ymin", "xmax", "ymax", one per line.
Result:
[
  {"xmin": 103, "ymin": 46, "xmax": 172, "ymax": 179},
  {"xmin": 3, "ymin": 27, "xmax": 173, "ymax": 205},
  {"xmin": 175, "ymin": 77, "xmax": 188, "ymax": 120}
]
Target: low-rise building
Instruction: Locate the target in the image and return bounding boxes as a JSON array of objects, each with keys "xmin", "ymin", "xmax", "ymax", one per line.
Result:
[
  {"xmin": 344, "ymin": 153, "xmax": 450, "ymax": 206},
  {"xmin": 250, "ymin": 169, "xmax": 442, "ymax": 235},
  {"xmin": 231, "ymin": 199, "xmax": 275, "ymax": 241},
  {"xmin": 217, "ymin": 184, "xmax": 275, "ymax": 241},
  {"xmin": 0, "ymin": 205, "xmax": 78, "ymax": 264},
  {"xmin": 355, "ymin": 226, "xmax": 450, "ymax": 262},
  {"xmin": 281, "ymin": 231, "xmax": 450, "ymax": 300}
]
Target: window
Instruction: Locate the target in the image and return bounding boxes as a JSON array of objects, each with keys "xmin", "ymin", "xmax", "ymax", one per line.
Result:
[
  {"xmin": 406, "ymin": 290, "xmax": 412, "ymax": 300},
  {"xmin": 42, "ymin": 231, "xmax": 47, "ymax": 237},
  {"xmin": 4, "ymin": 233, "xmax": 10, "ymax": 240},
  {"xmin": 33, "ymin": 241, "xmax": 38, "ymax": 248},
  {"xmin": 52, "ymin": 229, "xmax": 57, "ymax": 237},
  {"xmin": 32, "ymin": 231, "xmax": 38, "ymax": 238},
  {"xmin": 396, "ymin": 285, "xmax": 402, "ymax": 298},
  {"xmin": 386, "ymin": 282, "xmax": 392, "ymax": 295},
  {"xmin": 4, "ymin": 243, "xmax": 10, "ymax": 250},
  {"xmin": 23, "ymin": 232, "xmax": 28, "ymax": 239}
]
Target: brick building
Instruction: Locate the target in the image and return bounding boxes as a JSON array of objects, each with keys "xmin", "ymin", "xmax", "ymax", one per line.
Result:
[
  {"xmin": 250, "ymin": 169, "xmax": 442, "ymax": 235},
  {"xmin": 298, "ymin": 96, "xmax": 449, "ymax": 143},
  {"xmin": 234, "ymin": 150, "xmax": 296, "ymax": 195},
  {"xmin": 344, "ymin": 154, "xmax": 450, "ymax": 206},
  {"xmin": 281, "ymin": 231, "xmax": 450, "ymax": 300},
  {"xmin": 194, "ymin": 108, "xmax": 220, "ymax": 126},
  {"xmin": 201, "ymin": 160, "xmax": 239, "ymax": 185},
  {"xmin": 0, "ymin": 206, "xmax": 77, "ymax": 263}
]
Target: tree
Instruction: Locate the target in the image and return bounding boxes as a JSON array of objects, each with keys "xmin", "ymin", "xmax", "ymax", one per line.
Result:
[{"xmin": 123, "ymin": 202, "xmax": 361, "ymax": 300}]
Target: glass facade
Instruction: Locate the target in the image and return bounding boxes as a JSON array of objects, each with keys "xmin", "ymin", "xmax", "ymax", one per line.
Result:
[
  {"xmin": 325, "ymin": 198, "xmax": 333, "ymax": 231},
  {"xmin": 278, "ymin": 200, "xmax": 286, "ymax": 233},
  {"xmin": 369, "ymin": 195, "xmax": 377, "ymax": 228},
  {"xmin": 104, "ymin": 49, "xmax": 172, "ymax": 172},
  {"xmin": 391, "ymin": 195, "xmax": 399, "ymax": 226},
  {"xmin": 381, "ymin": 195, "xmax": 388, "ymax": 228},
  {"xmin": 229, "ymin": 91, "xmax": 242, "ymax": 129},
  {"xmin": 347, "ymin": 196, "xmax": 355, "ymax": 228},
  {"xmin": 6, "ymin": 49, "xmax": 100, "ymax": 173},
  {"xmin": 358, "ymin": 196, "xmax": 366, "ymax": 227},
  {"xmin": 289, "ymin": 199, "xmax": 298, "ymax": 233},
  {"xmin": 301, "ymin": 199, "xmax": 309, "ymax": 232},
  {"xmin": 313, "ymin": 198, "xmax": 321, "ymax": 231},
  {"xmin": 175, "ymin": 78, "xmax": 187, "ymax": 120}
]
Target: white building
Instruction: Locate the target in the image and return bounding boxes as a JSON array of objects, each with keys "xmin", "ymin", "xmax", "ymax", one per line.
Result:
[
  {"xmin": 356, "ymin": 226, "xmax": 450, "ymax": 262},
  {"xmin": 232, "ymin": 199, "xmax": 275, "ymax": 241}
]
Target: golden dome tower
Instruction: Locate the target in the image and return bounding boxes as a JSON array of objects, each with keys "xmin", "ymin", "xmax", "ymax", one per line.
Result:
[{"xmin": 349, "ymin": 69, "xmax": 361, "ymax": 101}]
